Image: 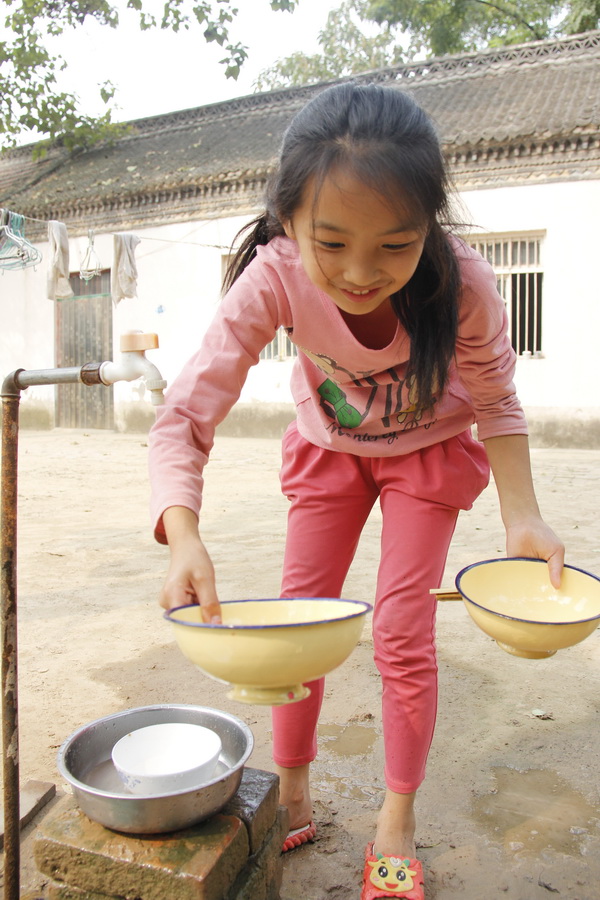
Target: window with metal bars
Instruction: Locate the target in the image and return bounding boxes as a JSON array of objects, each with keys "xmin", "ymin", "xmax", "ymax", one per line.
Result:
[
  {"xmin": 468, "ymin": 235, "xmax": 544, "ymax": 356},
  {"xmin": 259, "ymin": 327, "xmax": 298, "ymax": 361},
  {"xmin": 222, "ymin": 254, "xmax": 298, "ymax": 362}
]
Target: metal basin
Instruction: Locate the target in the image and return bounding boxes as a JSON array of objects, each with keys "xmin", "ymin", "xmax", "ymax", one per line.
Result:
[{"xmin": 57, "ymin": 704, "xmax": 254, "ymax": 834}]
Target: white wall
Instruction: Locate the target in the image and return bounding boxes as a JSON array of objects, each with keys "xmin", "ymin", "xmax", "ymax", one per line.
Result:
[
  {"xmin": 0, "ymin": 260, "xmax": 55, "ymax": 407},
  {"xmin": 2, "ymin": 179, "xmax": 598, "ymax": 429},
  {"xmin": 127, "ymin": 215, "xmax": 295, "ymax": 408},
  {"xmin": 0, "ymin": 213, "xmax": 294, "ymax": 426},
  {"xmin": 461, "ymin": 180, "xmax": 600, "ymax": 412}
]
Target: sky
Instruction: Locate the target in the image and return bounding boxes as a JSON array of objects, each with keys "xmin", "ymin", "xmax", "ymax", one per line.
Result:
[{"xmin": 48, "ymin": 0, "xmax": 346, "ymax": 124}]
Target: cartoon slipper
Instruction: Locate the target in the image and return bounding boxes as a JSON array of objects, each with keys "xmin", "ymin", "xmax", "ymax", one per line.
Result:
[
  {"xmin": 361, "ymin": 843, "xmax": 425, "ymax": 900},
  {"xmin": 282, "ymin": 820, "xmax": 317, "ymax": 852}
]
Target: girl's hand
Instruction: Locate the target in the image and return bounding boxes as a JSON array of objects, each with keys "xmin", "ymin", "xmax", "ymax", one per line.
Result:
[
  {"xmin": 483, "ymin": 436, "xmax": 565, "ymax": 590},
  {"xmin": 505, "ymin": 515, "xmax": 565, "ymax": 589},
  {"xmin": 159, "ymin": 507, "xmax": 222, "ymax": 623}
]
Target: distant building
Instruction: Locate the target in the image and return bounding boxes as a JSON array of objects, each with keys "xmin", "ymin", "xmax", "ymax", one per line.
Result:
[{"xmin": 1, "ymin": 30, "xmax": 599, "ymax": 444}]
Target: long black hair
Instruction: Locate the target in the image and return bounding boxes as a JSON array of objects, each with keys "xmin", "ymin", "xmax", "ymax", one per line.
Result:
[{"xmin": 223, "ymin": 82, "xmax": 460, "ymax": 413}]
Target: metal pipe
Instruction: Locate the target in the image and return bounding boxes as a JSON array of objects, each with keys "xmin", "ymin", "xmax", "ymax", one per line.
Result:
[
  {"xmin": 1, "ymin": 381, "xmax": 22, "ymax": 900},
  {"xmin": 4, "ymin": 364, "xmax": 104, "ymax": 391},
  {"xmin": 0, "ymin": 360, "xmax": 125, "ymax": 900},
  {"xmin": 1, "ymin": 347, "xmax": 166, "ymax": 898}
]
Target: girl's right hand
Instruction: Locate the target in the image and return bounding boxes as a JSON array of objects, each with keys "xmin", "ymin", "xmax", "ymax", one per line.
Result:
[{"xmin": 159, "ymin": 508, "xmax": 222, "ymax": 623}]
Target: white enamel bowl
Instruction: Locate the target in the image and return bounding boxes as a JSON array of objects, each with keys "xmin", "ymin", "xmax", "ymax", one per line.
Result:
[
  {"xmin": 165, "ymin": 597, "xmax": 372, "ymax": 705},
  {"xmin": 111, "ymin": 722, "xmax": 222, "ymax": 796},
  {"xmin": 456, "ymin": 558, "xmax": 600, "ymax": 659}
]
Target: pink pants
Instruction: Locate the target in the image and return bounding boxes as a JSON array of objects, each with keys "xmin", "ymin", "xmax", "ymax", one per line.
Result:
[{"xmin": 272, "ymin": 423, "xmax": 489, "ymax": 793}]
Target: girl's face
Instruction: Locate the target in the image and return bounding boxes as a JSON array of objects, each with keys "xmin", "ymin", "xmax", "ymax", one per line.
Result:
[{"xmin": 283, "ymin": 169, "xmax": 427, "ymax": 317}]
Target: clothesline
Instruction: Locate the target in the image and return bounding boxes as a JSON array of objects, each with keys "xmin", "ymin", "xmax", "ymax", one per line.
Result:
[
  {"xmin": 138, "ymin": 235, "xmax": 231, "ymax": 250},
  {"xmin": 2, "ymin": 205, "xmax": 235, "ymax": 300},
  {"xmin": 14, "ymin": 208, "xmax": 231, "ymax": 250},
  {"xmin": 9, "ymin": 210, "xmax": 48, "ymax": 225}
]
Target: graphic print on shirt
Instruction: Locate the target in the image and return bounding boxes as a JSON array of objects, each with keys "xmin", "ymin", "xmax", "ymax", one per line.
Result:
[
  {"xmin": 317, "ymin": 377, "xmax": 377, "ymax": 428},
  {"xmin": 299, "ymin": 347, "xmax": 431, "ymax": 432}
]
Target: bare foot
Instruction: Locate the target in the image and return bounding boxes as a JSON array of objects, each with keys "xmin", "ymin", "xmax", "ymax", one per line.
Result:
[
  {"xmin": 375, "ymin": 789, "xmax": 417, "ymax": 859},
  {"xmin": 374, "ymin": 831, "xmax": 417, "ymax": 860},
  {"xmin": 275, "ymin": 763, "xmax": 313, "ymax": 830}
]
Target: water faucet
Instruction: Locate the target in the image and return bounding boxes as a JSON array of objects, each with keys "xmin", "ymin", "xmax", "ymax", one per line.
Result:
[{"xmin": 99, "ymin": 332, "xmax": 167, "ymax": 405}]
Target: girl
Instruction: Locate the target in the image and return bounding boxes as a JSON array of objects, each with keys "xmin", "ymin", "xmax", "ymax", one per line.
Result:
[{"xmin": 149, "ymin": 83, "xmax": 564, "ymax": 900}]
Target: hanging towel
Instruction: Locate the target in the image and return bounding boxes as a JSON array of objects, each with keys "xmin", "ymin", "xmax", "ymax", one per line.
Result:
[
  {"xmin": 47, "ymin": 221, "xmax": 74, "ymax": 300},
  {"xmin": 112, "ymin": 233, "xmax": 141, "ymax": 305}
]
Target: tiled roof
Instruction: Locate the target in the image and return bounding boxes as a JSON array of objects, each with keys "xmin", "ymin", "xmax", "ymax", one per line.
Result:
[{"xmin": 2, "ymin": 30, "xmax": 599, "ymax": 233}]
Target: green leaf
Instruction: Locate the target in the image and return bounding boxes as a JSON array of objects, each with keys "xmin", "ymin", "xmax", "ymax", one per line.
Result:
[{"xmin": 99, "ymin": 80, "xmax": 116, "ymax": 103}]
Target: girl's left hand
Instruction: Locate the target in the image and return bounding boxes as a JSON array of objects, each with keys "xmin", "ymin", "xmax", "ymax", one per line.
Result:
[{"xmin": 505, "ymin": 516, "xmax": 565, "ymax": 588}]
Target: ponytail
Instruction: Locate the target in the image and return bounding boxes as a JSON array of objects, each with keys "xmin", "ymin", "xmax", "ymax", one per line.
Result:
[
  {"xmin": 392, "ymin": 224, "xmax": 459, "ymax": 411},
  {"xmin": 222, "ymin": 211, "xmax": 285, "ymax": 293}
]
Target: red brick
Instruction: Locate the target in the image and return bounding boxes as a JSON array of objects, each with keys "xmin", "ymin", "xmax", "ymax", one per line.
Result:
[
  {"xmin": 223, "ymin": 768, "xmax": 280, "ymax": 854},
  {"xmin": 226, "ymin": 806, "xmax": 289, "ymax": 900},
  {"xmin": 35, "ymin": 797, "xmax": 249, "ymax": 900},
  {"xmin": 47, "ymin": 881, "xmax": 113, "ymax": 900},
  {"xmin": 46, "ymin": 808, "xmax": 287, "ymax": 900}
]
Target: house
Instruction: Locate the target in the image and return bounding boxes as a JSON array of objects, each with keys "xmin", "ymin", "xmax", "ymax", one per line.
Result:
[{"xmin": 1, "ymin": 30, "xmax": 599, "ymax": 444}]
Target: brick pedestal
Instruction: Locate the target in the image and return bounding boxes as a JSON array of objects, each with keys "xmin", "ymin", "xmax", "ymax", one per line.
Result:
[{"xmin": 34, "ymin": 768, "xmax": 288, "ymax": 900}]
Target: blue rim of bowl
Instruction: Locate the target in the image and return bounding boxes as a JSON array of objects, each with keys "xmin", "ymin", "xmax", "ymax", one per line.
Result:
[
  {"xmin": 164, "ymin": 597, "xmax": 373, "ymax": 629},
  {"xmin": 455, "ymin": 557, "xmax": 600, "ymax": 625}
]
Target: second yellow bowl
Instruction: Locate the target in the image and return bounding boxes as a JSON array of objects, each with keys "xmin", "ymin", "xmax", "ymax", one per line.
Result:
[{"xmin": 456, "ymin": 558, "xmax": 600, "ymax": 659}]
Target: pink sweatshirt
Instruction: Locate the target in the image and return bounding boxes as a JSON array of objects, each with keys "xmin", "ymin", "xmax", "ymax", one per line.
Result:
[{"xmin": 149, "ymin": 235, "xmax": 526, "ymax": 543}]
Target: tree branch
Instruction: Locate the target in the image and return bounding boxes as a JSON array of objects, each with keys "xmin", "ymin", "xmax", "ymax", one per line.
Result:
[{"xmin": 471, "ymin": 0, "xmax": 547, "ymax": 40}]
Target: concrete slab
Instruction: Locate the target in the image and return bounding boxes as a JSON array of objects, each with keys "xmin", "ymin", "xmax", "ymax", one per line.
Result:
[{"xmin": 0, "ymin": 780, "xmax": 55, "ymax": 849}]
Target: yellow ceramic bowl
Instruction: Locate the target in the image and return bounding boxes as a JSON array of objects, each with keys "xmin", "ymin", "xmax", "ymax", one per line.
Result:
[
  {"xmin": 456, "ymin": 558, "xmax": 600, "ymax": 659},
  {"xmin": 165, "ymin": 598, "xmax": 371, "ymax": 705}
]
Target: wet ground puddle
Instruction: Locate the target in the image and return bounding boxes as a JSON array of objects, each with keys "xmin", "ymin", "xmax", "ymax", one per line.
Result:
[
  {"xmin": 472, "ymin": 766, "xmax": 599, "ymax": 854},
  {"xmin": 319, "ymin": 723, "xmax": 377, "ymax": 757},
  {"xmin": 315, "ymin": 723, "xmax": 381, "ymax": 800}
]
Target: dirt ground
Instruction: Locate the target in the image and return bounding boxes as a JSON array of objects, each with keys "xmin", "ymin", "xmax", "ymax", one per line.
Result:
[{"xmin": 5, "ymin": 429, "xmax": 600, "ymax": 899}]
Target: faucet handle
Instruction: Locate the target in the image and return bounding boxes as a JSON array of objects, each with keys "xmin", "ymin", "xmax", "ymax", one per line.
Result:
[{"xmin": 120, "ymin": 332, "xmax": 159, "ymax": 352}]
